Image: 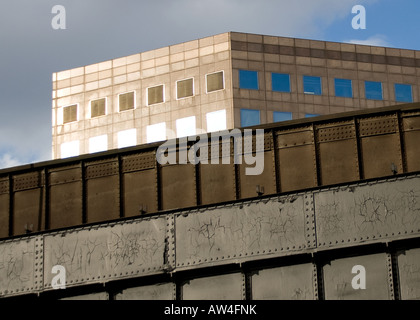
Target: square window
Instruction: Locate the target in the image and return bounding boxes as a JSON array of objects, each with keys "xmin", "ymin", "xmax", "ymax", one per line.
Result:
[
  {"xmin": 63, "ymin": 104, "xmax": 78, "ymax": 124},
  {"xmin": 90, "ymin": 98, "xmax": 106, "ymax": 118},
  {"xmin": 395, "ymin": 83, "xmax": 413, "ymax": 102},
  {"xmin": 177, "ymin": 78, "xmax": 194, "ymax": 99},
  {"xmin": 176, "ymin": 116, "xmax": 196, "ymax": 138},
  {"xmin": 239, "ymin": 70, "xmax": 259, "ymax": 90},
  {"xmin": 89, "ymin": 135, "xmax": 108, "ymax": 154},
  {"xmin": 206, "ymin": 109, "xmax": 227, "ymax": 132},
  {"xmin": 365, "ymin": 81, "xmax": 383, "ymax": 100},
  {"xmin": 335, "ymin": 78, "xmax": 353, "ymax": 98},
  {"xmin": 147, "ymin": 85, "xmax": 164, "ymax": 105},
  {"xmin": 118, "ymin": 129, "xmax": 137, "ymax": 148},
  {"xmin": 240, "ymin": 109, "xmax": 260, "ymax": 127},
  {"xmin": 119, "ymin": 91, "xmax": 135, "ymax": 111},
  {"xmin": 303, "ymin": 76, "xmax": 322, "ymax": 95},
  {"xmin": 206, "ymin": 71, "xmax": 224, "ymax": 93},
  {"xmin": 305, "ymin": 113, "xmax": 320, "ymax": 118},
  {"xmin": 273, "ymin": 111, "xmax": 292, "ymax": 122},
  {"xmin": 272, "ymin": 73, "xmax": 290, "ymax": 92},
  {"xmin": 147, "ymin": 122, "xmax": 167, "ymax": 143},
  {"xmin": 61, "ymin": 140, "xmax": 79, "ymax": 158}
]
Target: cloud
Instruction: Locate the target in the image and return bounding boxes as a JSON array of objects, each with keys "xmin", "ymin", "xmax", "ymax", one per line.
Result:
[
  {"xmin": 0, "ymin": 153, "xmax": 22, "ymax": 169},
  {"xmin": 345, "ymin": 34, "xmax": 391, "ymax": 47}
]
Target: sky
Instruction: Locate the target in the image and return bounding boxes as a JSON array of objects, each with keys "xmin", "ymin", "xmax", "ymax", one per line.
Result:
[{"xmin": 0, "ymin": 0, "xmax": 419, "ymax": 169}]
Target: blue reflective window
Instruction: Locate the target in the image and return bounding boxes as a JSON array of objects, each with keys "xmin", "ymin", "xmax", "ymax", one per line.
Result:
[
  {"xmin": 239, "ymin": 70, "xmax": 259, "ymax": 90},
  {"xmin": 365, "ymin": 81, "xmax": 383, "ymax": 100},
  {"xmin": 395, "ymin": 84, "xmax": 413, "ymax": 102},
  {"xmin": 303, "ymin": 76, "xmax": 322, "ymax": 95},
  {"xmin": 335, "ymin": 78, "xmax": 353, "ymax": 98},
  {"xmin": 240, "ymin": 109, "xmax": 260, "ymax": 127},
  {"xmin": 305, "ymin": 113, "xmax": 320, "ymax": 118},
  {"xmin": 273, "ymin": 111, "xmax": 292, "ymax": 122},
  {"xmin": 272, "ymin": 73, "xmax": 290, "ymax": 92}
]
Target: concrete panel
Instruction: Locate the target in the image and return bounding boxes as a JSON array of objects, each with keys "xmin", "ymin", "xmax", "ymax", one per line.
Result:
[
  {"xmin": 251, "ymin": 263, "xmax": 316, "ymax": 300},
  {"xmin": 175, "ymin": 193, "xmax": 315, "ymax": 268},
  {"xmin": 323, "ymin": 253, "xmax": 393, "ymax": 300},
  {"xmin": 315, "ymin": 176, "xmax": 420, "ymax": 249},
  {"xmin": 115, "ymin": 283, "xmax": 176, "ymax": 300},
  {"xmin": 0, "ymin": 236, "xmax": 42, "ymax": 297},
  {"xmin": 182, "ymin": 273, "xmax": 245, "ymax": 300},
  {"xmin": 397, "ymin": 248, "xmax": 420, "ymax": 300},
  {"xmin": 43, "ymin": 217, "xmax": 166, "ymax": 290}
]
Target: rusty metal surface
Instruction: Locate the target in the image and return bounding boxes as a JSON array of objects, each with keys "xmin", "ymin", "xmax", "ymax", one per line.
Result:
[
  {"xmin": 276, "ymin": 127, "xmax": 317, "ymax": 192},
  {"xmin": 251, "ymin": 263, "xmax": 316, "ymax": 300},
  {"xmin": 123, "ymin": 169, "xmax": 158, "ymax": 217},
  {"xmin": 0, "ymin": 193, "xmax": 9, "ymax": 238},
  {"xmin": 13, "ymin": 189, "xmax": 43, "ymax": 235},
  {"xmin": 115, "ymin": 282, "xmax": 176, "ymax": 300},
  {"xmin": 160, "ymin": 164, "xmax": 196, "ymax": 210},
  {"xmin": 314, "ymin": 175, "xmax": 420, "ymax": 249},
  {"xmin": 175, "ymin": 193, "xmax": 315, "ymax": 269},
  {"xmin": 316, "ymin": 121, "xmax": 359, "ymax": 185},
  {"xmin": 43, "ymin": 216, "xmax": 167, "ymax": 290},
  {"xmin": 182, "ymin": 273, "xmax": 245, "ymax": 300},
  {"xmin": 397, "ymin": 248, "xmax": 420, "ymax": 300},
  {"xmin": 238, "ymin": 151, "xmax": 276, "ymax": 198},
  {"xmin": 0, "ymin": 236, "xmax": 42, "ymax": 297},
  {"xmin": 199, "ymin": 162, "xmax": 236, "ymax": 205},
  {"xmin": 323, "ymin": 253, "xmax": 393, "ymax": 300}
]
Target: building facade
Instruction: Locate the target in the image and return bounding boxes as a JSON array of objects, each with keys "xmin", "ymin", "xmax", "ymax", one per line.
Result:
[{"xmin": 52, "ymin": 31, "xmax": 420, "ymax": 159}]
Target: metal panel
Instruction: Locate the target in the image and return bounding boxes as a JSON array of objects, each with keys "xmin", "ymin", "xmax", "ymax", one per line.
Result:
[
  {"xmin": 276, "ymin": 128, "xmax": 317, "ymax": 192},
  {"xmin": 359, "ymin": 115, "xmax": 403, "ymax": 179},
  {"xmin": 239, "ymin": 151, "xmax": 276, "ymax": 199},
  {"xmin": 0, "ymin": 236, "xmax": 43, "ymax": 297},
  {"xmin": 123, "ymin": 169, "xmax": 158, "ymax": 217},
  {"xmin": 160, "ymin": 164, "xmax": 196, "ymax": 210},
  {"xmin": 397, "ymin": 248, "xmax": 420, "ymax": 300},
  {"xmin": 0, "ymin": 178, "xmax": 9, "ymax": 238},
  {"xmin": 323, "ymin": 253, "xmax": 393, "ymax": 300},
  {"xmin": 43, "ymin": 217, "xmax": 166, "ymax": 290},
  {"xmin": 251, "ymin": 263, "xmax": 316, "ymax": 300},
  {"xmin": 86, "ymin": 159, "xmax": 120, "ymax": 223},
  {"xmin": 175, "ymin": 193, "xmax": 314, "ymax": 268},
  {"xmin": 314, "ymin": 176, "xmax": 420, "ymax": 249},
  {"xmin": 316, "ymin": 122, "xmax": 359, "ymax": 185},
  {"xmin": 13, "ymin": 189, "xmax": 43, "ymax": 235},
  {"xmin": 402, "ymin": 114, "xmax": 420, "ymax": 172},
  {"xmin": 199, "ymin": 162, "xmax": 236, "ymax": 205},
  {"xmin": 49, "ymin": 165, "xmax": 83, "ymax": 229},
  {"xmin": 122, "ymin": 151, "xmax": 158, "ymax": 216},
  {"xmin": 182, "ymin": 273, "xmax": 245, "ymax": 300},
  {"xmin": 115, "ymin": 283, "xmax": 176, "ymax": 300}
]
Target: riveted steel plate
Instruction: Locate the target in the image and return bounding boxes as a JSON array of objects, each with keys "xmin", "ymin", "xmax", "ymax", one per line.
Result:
[
  {"xmin": 0, "ymin": 236, "xmax": 41, "ymax": 297},
  {"xmin": 122, "ymin": 152, "xmax": 156, "ymax": 173},
  {"xmin": 323, "ymin": 253, "xmax": 393, "ymax": 300},
  {"xmin": 314, "ymin": 176, "xmax": 420, "ymax": 249},
  {"xmin": 115, "ymin": 282, "xmax": 176, "ymax": 300},
  {"xmin": 397, "ymin": 248, "xmax": 420, "ymax": 300},
  {"xmin": 175, "ymin": 193, "xmax": 314, "ymax": 268},
  {"xmin": 251, "ymin": 263, "xmax": 316, "ymax": 300},
  {"xmin": 182, "ymin": 272, "xmax": 245, "ymax": 300},
  {"xmin": 0, "ymin": 178, "xmax": 9, "ymax": 195},
  {"xmin": 43, "ymin": 217, "xmax": 166, "ymax": 290}
]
